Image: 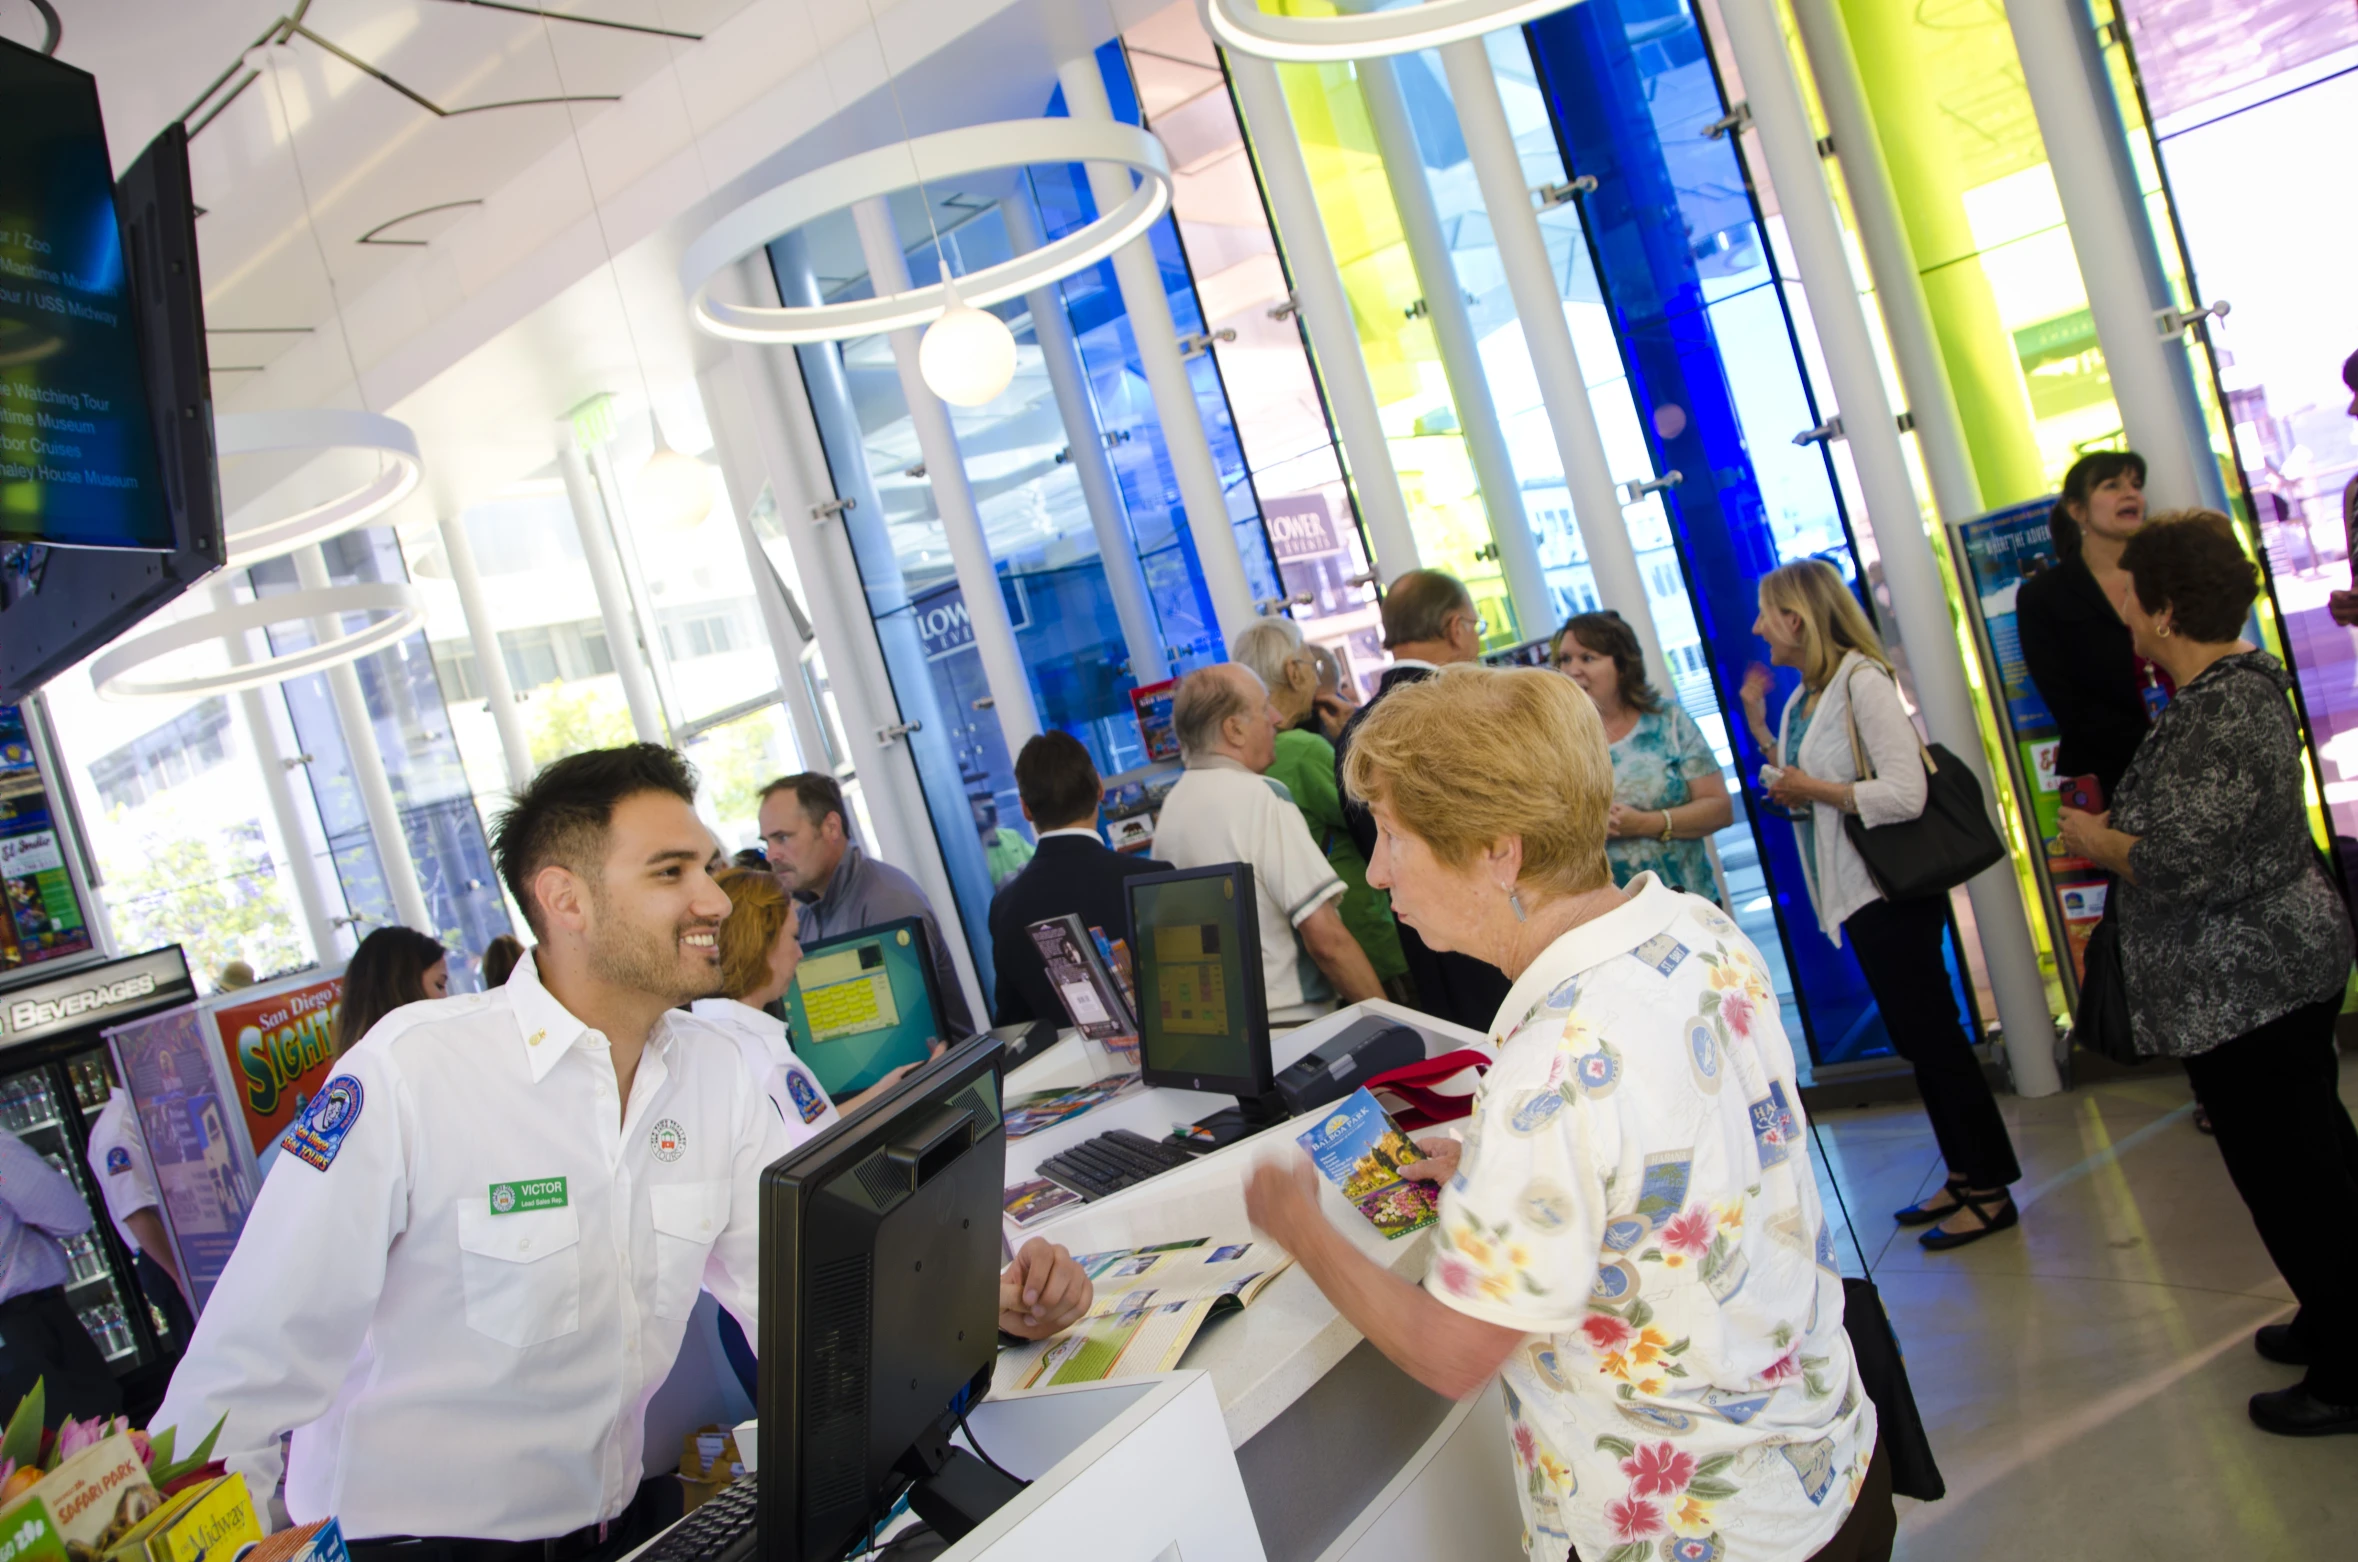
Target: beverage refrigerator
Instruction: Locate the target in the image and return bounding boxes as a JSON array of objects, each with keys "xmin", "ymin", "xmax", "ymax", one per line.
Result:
[{"xmin": 0, "ymin": 945, "xmax": 199, "ymax": 1393}]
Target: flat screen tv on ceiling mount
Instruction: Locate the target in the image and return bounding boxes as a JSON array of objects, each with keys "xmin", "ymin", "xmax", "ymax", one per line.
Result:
[{"xmin": 0, "ymin": 36, "xmax": 174, "ymax": 552}]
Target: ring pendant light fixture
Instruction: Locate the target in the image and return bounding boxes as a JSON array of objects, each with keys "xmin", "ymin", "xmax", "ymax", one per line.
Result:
[
  {"xmin": 679, "ymin": 118, "xmax": 1173, "ymax": 350},
  {"xmin": 91, "ymin": 582, "xmax": 426, "ymax": 701},
  {"xmin": 214, "ymin": 407, "xmax": 425, "ymax": 566},
  {"xmin": 1200, "ymin": 0, "xmax": 1573, "ymax": 62}
]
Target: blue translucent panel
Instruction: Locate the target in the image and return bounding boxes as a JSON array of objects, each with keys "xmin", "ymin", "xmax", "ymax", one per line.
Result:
[{"xmin": 1527, "ymin": 0, "xmax": 1980, "ymax": 1065}]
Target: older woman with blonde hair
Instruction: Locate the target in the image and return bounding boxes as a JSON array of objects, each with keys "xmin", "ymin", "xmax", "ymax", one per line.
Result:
[
  {"xmin": 1245, "ymin": 664, "xmax": 1889, "ymax": 1562},
  {"xmin": 1738, "ymin": 560, "xmax": 2021, "ymax": 1251}
]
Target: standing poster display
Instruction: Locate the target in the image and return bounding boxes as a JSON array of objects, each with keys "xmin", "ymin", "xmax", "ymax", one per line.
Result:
[
  {"xmin": 103, "ymin": 1003, "xmax": 258, "ymax": 1314},
  {"xmin": 204, "ymin": 969, "xmax": 344, "ymax": 1175},
  {"xmin": 1948, "ymin": 501, "xmax": 2111, "ymax": 1003}
]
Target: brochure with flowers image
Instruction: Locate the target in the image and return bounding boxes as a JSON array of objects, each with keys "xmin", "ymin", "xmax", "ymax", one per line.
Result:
[
  {"xmin": 999, "ymin": 1236, "xmax": 1291, "ymax": 1389},
  {"xmin": 1298, "ymin": 1087, "xmax": 1437, "ymax": 1239}
]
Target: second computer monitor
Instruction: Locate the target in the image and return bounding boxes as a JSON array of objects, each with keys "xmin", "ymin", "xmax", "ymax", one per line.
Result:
[
  {"xmin": 786, "ymin": 916, "xmax": 944, "ymax": 1096},
  {"xmin": 1127, "ymin": 862, "xmax": 1274, "ymax": 1117}
]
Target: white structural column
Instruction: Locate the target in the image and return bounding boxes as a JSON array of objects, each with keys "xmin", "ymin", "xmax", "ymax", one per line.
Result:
[
  {"xmin": 1002, "ymin": 193, "xmax": 1167, "ymax": 684},
  {"xmin": 214, "ymin": 579, "xmax": 343, "ymax": 964},
  {"xmin": 1717, "ymin": 0, "xmax": 2062, "ymax": 1096},
  {"xmin": 1439, "ymin": 40, "xmax": 1668, "ymax": 690},
  {"xmin": 1356, "ymin": 50, "xmax": 1548, "ymax": 639},
  {"xmin": 436, "ymin": 512, "xmax": 534, "ymax": 790},
  {"xmin": 1057, "ymin": 54, "xmax": 1259, "ymax": 646},
  {"xmin": 1787, "ymin": 0, "xmax": 1981, "ymax": 525},
  {"xmin": 555, "ymin": 437, "xmax": 669, "ymax": 744},
  {"xmin": 695, "ymin": 357, "xmax": 833, "ymax": 775},
  {"xmin": 1221, "ymin": 52, "xmax": 1422, "ymax": 589},
  {"xmin": 292, "ymin": 547, "xmax": 435, "ymax": 937},
  {"xmin": 2003, "ymin": 0, "xmax": 2225, "ymax": 512},
  {"xmin": 852, "ymin": 197, "xmax": 1043, "ymax": 751},
  {"xmin": 719, "ymin": 253, "xmax": 988, "ymax": 1020}
]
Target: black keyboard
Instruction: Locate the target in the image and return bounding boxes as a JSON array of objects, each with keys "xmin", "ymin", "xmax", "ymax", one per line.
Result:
[
  {"xmin": 638, "ymin": 1474, "xmax": 757, "ymax": 1562},
  {"xmin": 1038, "ymin": 1128, "xmax": 1199, "ymax": 1201}
]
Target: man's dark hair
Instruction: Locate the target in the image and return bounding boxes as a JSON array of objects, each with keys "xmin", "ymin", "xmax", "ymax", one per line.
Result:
[
  {"xmin": 2048, "ymin": 449, "xmax": 2147, "ymax": 559},
  {"xmin": 1014, "ymin": 732, "xmax": 1101, "ymax": 830},
  {"xmin": 2119, "ymin": 509, "xmax": 2258, "ymax": 642},
  {"xmin": 758, "ymin": 772, "xmax": 846, "ymax": 831},
  {"xmin": 493, "ymin": 744, "xmax": 699, "ymax": 934},
  {"xmin": 1380, "ymin": 569, "xmax": 1475, "ymax": 648}
]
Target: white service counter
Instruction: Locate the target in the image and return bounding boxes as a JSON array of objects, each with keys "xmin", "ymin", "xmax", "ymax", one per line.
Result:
[{"xmin": 987, "ymin": 1001, "xmax": 1525, "ymax": 1562}]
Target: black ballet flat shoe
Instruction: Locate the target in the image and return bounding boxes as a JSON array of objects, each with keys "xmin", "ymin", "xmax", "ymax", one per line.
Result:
[
  {"xmin": 1918, "ymin": 1187, "xmax": 2018, "ymax": 1252},
  {"xmin": 2248, "ymin": 1384, "xmax": 2358, "ymax": 1437},
  {"xmin": 2256, "ymin": 1324, "xmax": 2313, "ymax": 1368},
  {"xmin": 1894, "ymin": 1177, "xmax": 1968, "ymax": 1227}
]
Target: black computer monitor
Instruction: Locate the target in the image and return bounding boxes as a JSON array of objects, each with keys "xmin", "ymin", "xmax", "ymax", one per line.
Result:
[
  {"xmin": 757, "ymin": 1032, "xmax": 1018, "ymax": 1560},
  {"xmin": 1126, "ymin": 862, "xmax": 1279, "ymax": 1146}
]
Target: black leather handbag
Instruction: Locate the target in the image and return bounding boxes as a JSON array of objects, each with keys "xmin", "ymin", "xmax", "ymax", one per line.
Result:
[
  {"xmin": 2070, "ymin": 909, "xmax": 2142, "ymax": 1064},
  {"xmin": 1808, "ymin": 1115, "xmax": 1948, "ymax": 1502},
  {"xmin": 1839, "ymin": 668, "xmax": 2006, "ymax": 902}
]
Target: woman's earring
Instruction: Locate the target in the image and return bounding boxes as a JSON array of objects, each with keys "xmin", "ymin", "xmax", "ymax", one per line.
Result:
[
  {"xmin": 2156, "ymin": 623, "xmax": 2171, "ymax": 639},
  {"xmin": 1507, "ymin": 887, "xmax": 1528, "ymax": 922}
]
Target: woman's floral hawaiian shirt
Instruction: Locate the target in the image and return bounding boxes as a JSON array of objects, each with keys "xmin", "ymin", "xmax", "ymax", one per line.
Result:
[{"xmin": 1425, "ymin": 875, "xmax": 1876, "ymax": 1561}]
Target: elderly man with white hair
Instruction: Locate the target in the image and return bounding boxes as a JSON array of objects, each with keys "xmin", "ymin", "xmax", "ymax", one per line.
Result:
[{"xmin": 1151, "ymin": 661, "xmax": 1383, "ymax": 1022}]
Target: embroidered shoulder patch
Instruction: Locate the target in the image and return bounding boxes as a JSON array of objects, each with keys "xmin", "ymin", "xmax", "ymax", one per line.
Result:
[
  {"xmin": 785, "ymin": 1069, "xmax": 828, "ymax": 1125},
  {"xmin": 283, "ymin": 1075, "xmax": 365, "ymax": 1172},
  {"xmin": 104, "ymin": 1146, "xmax": 132, "ymax": 1174}
]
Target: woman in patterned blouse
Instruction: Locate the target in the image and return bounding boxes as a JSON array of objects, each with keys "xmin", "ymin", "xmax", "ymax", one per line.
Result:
[
  {"xmin": 2056, "ymin": 511, "xmax": 2358, "ymax": 1439},
  {"xmin": 1246, "ymin": 665, "xmax": 1891, "ymax": 1562},
  {"xmin": 1552, "ymin": 612, "xmax": 1733, "ymax": 904}
]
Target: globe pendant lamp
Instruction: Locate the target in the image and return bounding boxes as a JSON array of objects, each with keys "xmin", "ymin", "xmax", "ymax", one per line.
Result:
[
  {"xmin": 920, "ymin": 281, "xmax": 1017, "ymax": 407},
  {"xmin": 632, "ymin": 422, "xmax": 714, "ymax": 531}
]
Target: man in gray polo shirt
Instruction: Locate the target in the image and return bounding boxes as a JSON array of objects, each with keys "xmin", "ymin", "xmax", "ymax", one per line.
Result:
[{"xmin": 757, "ymin": 773, "xmax": 977, "ymax": 1037}]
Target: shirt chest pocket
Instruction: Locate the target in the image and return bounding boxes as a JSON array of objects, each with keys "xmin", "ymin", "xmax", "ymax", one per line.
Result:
[
  {"xmin": 455, "ymin": 1201, "xmax": 582, "ymax": 1349},
  {"xmin": 650, "ymin": 1181, "xmax": 730, "ymax": 1321}
]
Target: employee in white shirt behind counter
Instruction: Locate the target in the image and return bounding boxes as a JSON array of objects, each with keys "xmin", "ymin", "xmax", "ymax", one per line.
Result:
[
  {"xmin": 154, "ymin": 744, "xmax": 1093, "ymax": 1559},
  {"xmin": 690, "ymin": 868, "xmax": 933, "ymax": 1142}
]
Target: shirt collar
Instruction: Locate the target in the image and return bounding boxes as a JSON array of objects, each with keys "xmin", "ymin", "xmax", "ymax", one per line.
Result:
[
  {"xmin": 1388, "ymin": 658, "xmax": 1438, "ymax": 673},
  {"xmin": 799, "ymin": 843, "xmax": 864, "ymax": 908},
  {"xmin": 1487, "ymin": 873, "xmax": 1683, "ymax": 1041},
  {"xmin": 1035, "ymin": 826, "xmax": 1103, "ymax": 843},
  {"xmin": 506, "ymin": 947, "xmax": 683, "ymax": 1083},
  {"xmin": 1185, "ymin": 754, "xmax": 1255, "ymax": 775}
]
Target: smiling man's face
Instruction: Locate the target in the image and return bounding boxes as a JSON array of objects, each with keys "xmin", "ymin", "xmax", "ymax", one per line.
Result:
[{"xmin": 579, "ymin": 790, "xmax": 732, "ymax": 1005}]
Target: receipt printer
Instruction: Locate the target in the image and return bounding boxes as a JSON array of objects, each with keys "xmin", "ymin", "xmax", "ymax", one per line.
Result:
[{"xmin": 1274, "ymin": 1016, "xmax": 1426, "ymax": 1117}]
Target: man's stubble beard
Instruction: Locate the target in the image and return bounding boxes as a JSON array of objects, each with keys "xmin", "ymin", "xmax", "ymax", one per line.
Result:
[{"xmin": 585, "ymin": 889, "xmax": 724, "ymax": 1006}]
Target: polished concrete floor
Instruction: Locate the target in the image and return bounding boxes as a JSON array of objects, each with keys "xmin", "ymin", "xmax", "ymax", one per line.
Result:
[{"xmin": 1807, "ymin": 1052, "xmax": 2356, "ymax": 1559}]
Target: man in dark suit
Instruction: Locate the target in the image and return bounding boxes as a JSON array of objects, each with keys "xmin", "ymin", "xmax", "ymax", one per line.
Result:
[
  {"xmin": 1333, "ymin": 569, "xmax": 1513, "ymax": 1033},
  {"xmin": 988, "ymin": 732, "xmax": 1170, "ymax": 1028}
]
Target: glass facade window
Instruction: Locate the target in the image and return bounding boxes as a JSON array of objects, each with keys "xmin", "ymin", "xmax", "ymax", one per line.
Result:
[{"xmin": 250, "ymin": 530, "xmax": 510, "ymax": 988}]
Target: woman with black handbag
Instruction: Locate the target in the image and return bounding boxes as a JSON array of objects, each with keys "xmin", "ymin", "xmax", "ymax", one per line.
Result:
[
  {"xmin": 1739, "ymin": 560, "xmax": 2022, "ymax": 1251},
  {"xmin": 2056, "ymin": 513, "xmax": 2358, "ymax": 1438}
]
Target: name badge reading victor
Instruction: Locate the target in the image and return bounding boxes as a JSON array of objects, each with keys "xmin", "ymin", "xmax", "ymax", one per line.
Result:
[{"xmin": 488, "ymin": 1177, "xmax": 568, "ymax": 1215}]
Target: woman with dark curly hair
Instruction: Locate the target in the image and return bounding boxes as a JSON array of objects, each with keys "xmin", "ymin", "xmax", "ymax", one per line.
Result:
[
  {"xmin": 332, "ymin": 926, "xmax": 449, "ymax": 1055},
  {"xmin": 2057, "ymin": 511, "xmax": 2358, "ymax": 1438},
  {"xmin": 1552, "ymin": 611, "xmax": 1732, "ymax": 902}
]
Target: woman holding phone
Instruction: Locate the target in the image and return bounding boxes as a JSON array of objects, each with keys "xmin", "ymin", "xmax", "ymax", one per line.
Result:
[{"xmin": 1738, "ymin": 560, "xmax": 2023, "ymax": 1250}]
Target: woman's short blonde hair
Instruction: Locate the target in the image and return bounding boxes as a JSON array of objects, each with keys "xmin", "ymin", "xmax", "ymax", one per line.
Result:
[
  {"xmin": 1758, "ymin": 559, "xmax": 1891, "ymax": 690},
  {"xmin": 714, "ymin": 867, "xmax": 795, "ymax": 1001},
  {"xmin": 1341, "ymin": 664, "xmax": 1612, "ymax": 900}
]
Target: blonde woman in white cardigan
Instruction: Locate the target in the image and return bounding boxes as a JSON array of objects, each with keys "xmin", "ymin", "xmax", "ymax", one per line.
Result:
[{"xmin": 1738, "ymin": 560, "xmax": 2023, "ymax": 1251}]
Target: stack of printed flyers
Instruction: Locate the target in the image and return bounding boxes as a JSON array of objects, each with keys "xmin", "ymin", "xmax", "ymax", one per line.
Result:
[{"xmin": 998, "ymin": 1238, "xmax": 1291, "ymax": 1388}]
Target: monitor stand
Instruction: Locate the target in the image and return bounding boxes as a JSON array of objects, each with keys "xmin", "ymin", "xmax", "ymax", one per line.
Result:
[
  {"xmin": 899, "ymin": 1416, "xmax": 1026, "ymax": 1545},
  {"xmin": 1186, "ymin": 1090, "xmax": 1289, "ymax": 1149}
]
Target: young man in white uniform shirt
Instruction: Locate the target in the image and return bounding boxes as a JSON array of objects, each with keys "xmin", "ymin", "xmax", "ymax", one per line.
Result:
[
  {"xmin": 1150, "ymin": 664, "xmax": 1381, "ymax": 1022},
  {"xmin": 156, "ymin": 746, "xmax": 1090, "ymax": 1555},
  {"xmin": 84, "ymin": 1089, "xmax": 194, "ymax": 1345}
]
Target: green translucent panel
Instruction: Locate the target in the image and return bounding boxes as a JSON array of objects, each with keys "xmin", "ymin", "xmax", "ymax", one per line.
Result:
[
  {"xmin": 1834, "ymin": 0, "xmax": 2124, "ymax": 507},
  {"xmin": 1261, "ymin": 4, "xmax": 1518, "ymax": 643}
]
